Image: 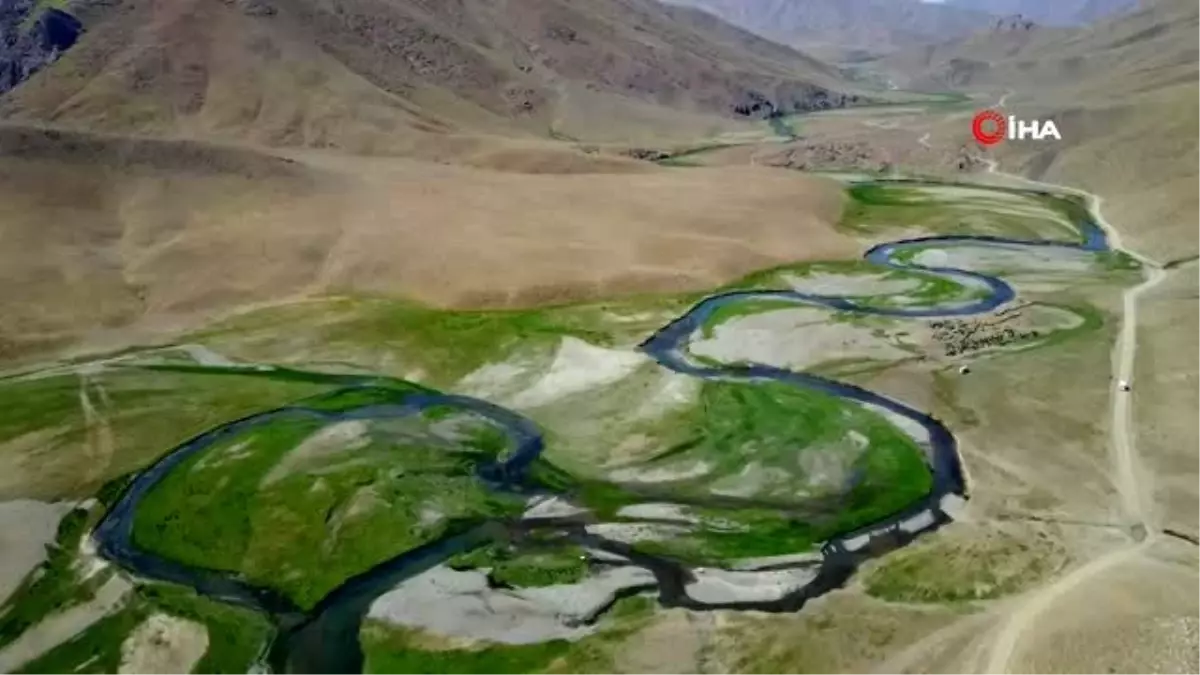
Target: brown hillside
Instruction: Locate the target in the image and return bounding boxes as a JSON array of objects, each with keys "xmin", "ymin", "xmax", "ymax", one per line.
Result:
[
  {"xmin": 884, "ymin": 0, "xmax": 1198, "ymax": 261},
  {"xmin": 0, "ymin": 0, "xmax": 862, "ymax": 149},
  {"xmin": 0, "ymin": 125, "xmax": 850, "ymax": 362},
  {"xmin": 659, "ymin": 0, "xmax": 996, "ymax": 60},
  {"xmin": 0, "ymin": 0, "xmax": 867, "ymax": 363}
]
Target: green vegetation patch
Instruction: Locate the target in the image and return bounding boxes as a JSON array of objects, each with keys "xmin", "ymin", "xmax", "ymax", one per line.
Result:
[
  {"xmin": 448, "ymin": 538, "xmax": 590, "ymax": 588},
  {"xmin": 359, "ymin": 595, "xmax": 657, "ymax": 674},
  {"xmin": 863, "ymin": 528, "xmax": 1066, "ymax": 603},
  {"xmin": 841, "ymin": 182, "xmax": 1087, "ymax": 243},
  {"xmin": 722, "ymin": 259, "xmax": 878, "ymax": 291},
  {"xmin": 0, "ymin": 476, "xmax": 141, "ymax": 650},
  {"xmin": 364, "ymin": 630, "xmax": 571, "ymax": 675},
  {"xmin": 1095, "ymin": 250, "xmax": 1142, "ymax": 272},
  {"xmin": 629, "ymin": 451, "xmax": 930, "ymax": 566},
  {"xmin": 16, "ymin": 582, "xmax": 272, "ymax": 674},
  {"xmin": 138, "ymin": 584, "xmax": 273, "ymax": 673},
  {"xmin": 631, "ymin": 379, "xmax": 929, "ymax": 502},
  {"xmin": 513, "ymin": 356, "xmax": 706, "ymax": 475},
  {"xmin": 632, "ymin": 508, "xmax": 822, "ymax": 563},
  {"xmin": 886, "ymin": 274, "xmax": 989, "ymax": 308},
  {"xmin": 130, "ymin": 404, "xmax": 526, "ymax": 609},
  {"xmin": 193, "ymin": 294, "xmax": 704, "ymax": 389},
  {"xmin": 0, "ymin": 374, "xmax": 84, "ymax": 443},
  {"xmin": 17, "ymin": 602, "xmax": 145, "ymax": 674},
  {"xmin": 700, "ymin": 298, "xmax": 802, "ymax": 337},
  {"xmin": 1028, "ymin": 302, "xmax": 1103, "ymax": 348},
  {"xmin": 297, "ymin": 384, "xmax": 431, "ymax": 412},
  {"xmin": 0, "ymin": 505, "xmax": 102, "ymax": 648},
  {"xmin": 719, "ymin": 259, "xmax": 989, "ymax": 310},
  {"xmin": 0, "ymin": 367, "xmax": 327, "ymax": 501},
  {"xmin": 534, "ymin": 379, "xmax": 932, "ymax": 564}
]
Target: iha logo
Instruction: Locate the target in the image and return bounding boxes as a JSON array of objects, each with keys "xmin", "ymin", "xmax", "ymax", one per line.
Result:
[{"xmin": 971, "ymin": 109, "xmax": 1061, "ymax": 146}]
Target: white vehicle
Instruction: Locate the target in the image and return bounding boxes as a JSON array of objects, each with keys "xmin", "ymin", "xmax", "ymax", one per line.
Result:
[{"xmin": 1118, "ymin": 380, "xmax": 1131, "ymax": 391}]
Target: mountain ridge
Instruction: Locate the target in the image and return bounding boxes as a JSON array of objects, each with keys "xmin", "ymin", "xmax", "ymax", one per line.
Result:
[
  {"xmin": 945, "ymin": 0, "xmax": 1141, "ymax": 26},
  {"xmin": 0, "ymin": 0, "xmax": 867, "ymax": 151},
  {"xmin": 890, "ymin": 0, "xmax": 1197, "ymax": 261},
  {"xmin": 657, "ymin": 0, "xmax": 997, "ymax": 59}
]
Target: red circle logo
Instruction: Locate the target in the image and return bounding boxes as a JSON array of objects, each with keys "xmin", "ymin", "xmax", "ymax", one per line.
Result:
[{"xmin": 972, "ymin": 110, "xmax": 1007, "ymax": 146}]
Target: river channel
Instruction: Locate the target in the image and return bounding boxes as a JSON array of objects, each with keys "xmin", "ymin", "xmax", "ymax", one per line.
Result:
[{"xmin": 90, "ymin": 178, "xmax": 1110, "ymax": 673}]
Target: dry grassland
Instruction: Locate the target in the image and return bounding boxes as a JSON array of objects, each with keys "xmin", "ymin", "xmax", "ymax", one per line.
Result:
[
  {"xmin": 0, "ymin": 126, "xmax": 849, "ymax": 363},
  {"xmin": 1133, "ymin": 263, "xmax": 1199, "ymax": 536}
]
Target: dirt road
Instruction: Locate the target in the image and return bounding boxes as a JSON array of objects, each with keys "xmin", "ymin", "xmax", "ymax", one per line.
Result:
[
  {"xmin": 982, "ymin": 532, "xmax": 1154, "ymax": 672},
  {"xmin": 973, "ymin": 152, "xmax": 1169, "ymax": 674},
  {"xmin": 1110, "ymin": 265, "xmax": 1167, "ymax": 531},
  {"xmin": 984, "ymin": 159, "xmax": 1165, "ymax": 527}
]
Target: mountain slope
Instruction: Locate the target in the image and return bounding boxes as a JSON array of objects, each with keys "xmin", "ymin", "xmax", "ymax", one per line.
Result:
[
  {"xmin": 0, "ymin": 0, "xmax": 869, "ymax": 363},
  {"xmin": 1004, "ymin": 0, "xmax": 1198, "ymax": 262},
  {"xmin": 946, "ymin": 0, "xmax": 1140, "ymax": 26},
  {"xmin": 0, "ymin": 0, "xmax": 862, "ymax": 149},
  {"xmin": 890, "ymin": 0, "xmax": 1197, "ymax": 261},
  {"xmin": 658, "ymin": 0, "xmax": 996, "ymax": 59},
  {"xmin": 0, "ymin": 124, "xmax": 851, "ymax": 362}
]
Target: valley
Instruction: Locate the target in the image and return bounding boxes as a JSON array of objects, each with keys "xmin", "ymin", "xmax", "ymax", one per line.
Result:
[
  {"xmin": 0, "ymin": 169, "xmax": 1177, "ymax": 673},
  {"xmin": 0, "ymin": 0, "xmax": 1195, "ymax": 673}
]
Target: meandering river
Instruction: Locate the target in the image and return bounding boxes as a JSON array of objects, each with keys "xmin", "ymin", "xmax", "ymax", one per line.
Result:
[{"xmin": 90, "ymin": 178, "xmax": 1110, "ymax": 673}]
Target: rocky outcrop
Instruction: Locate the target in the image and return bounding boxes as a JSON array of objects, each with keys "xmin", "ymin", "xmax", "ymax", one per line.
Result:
[
  {"xmin": 0, "ymin": 0, "xmax": 82, "ymax": 95},
  {"xmin": 955, "ymin": 144, "xmax": 989, "ymax": 172},
  {"xmin": 220, "ymin": 0, "xmax": 276, "ymax": 16},
  {"xmin": 993, "ymin": 13, "xmax": 1037, "ymax": 31},
  {"xmin": 624, "ymin": 148, "xmax": 671, "ymax": 162}
]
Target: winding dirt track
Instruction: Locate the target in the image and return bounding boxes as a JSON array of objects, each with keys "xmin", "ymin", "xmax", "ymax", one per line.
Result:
[
  {"xmin": 977, "ymin": 157, "xmax": 1167, "ymax": 674},
  {"xmin": 907, "ymin": 93, "xmax": 1168, "ymax": 669}
]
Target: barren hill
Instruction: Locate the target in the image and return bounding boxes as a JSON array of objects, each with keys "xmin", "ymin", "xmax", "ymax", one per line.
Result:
[
  {"xmin": 0, "ymin": 124, "xmax": 851, "ymax": 362},
  {"xmin": 0, "ymin": 0, "xmax": 873, "ymax": 363},
  {"xmin": 883, "ymin": 0, "xmax": 1197, "ymax": 262},
  {"xmin": 657, "ymin": 0, "xmax": 996, "ymax": 60},
  {"xmin": 0, "ymin": 0, "xmax": 862, "ymax": 150}
]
